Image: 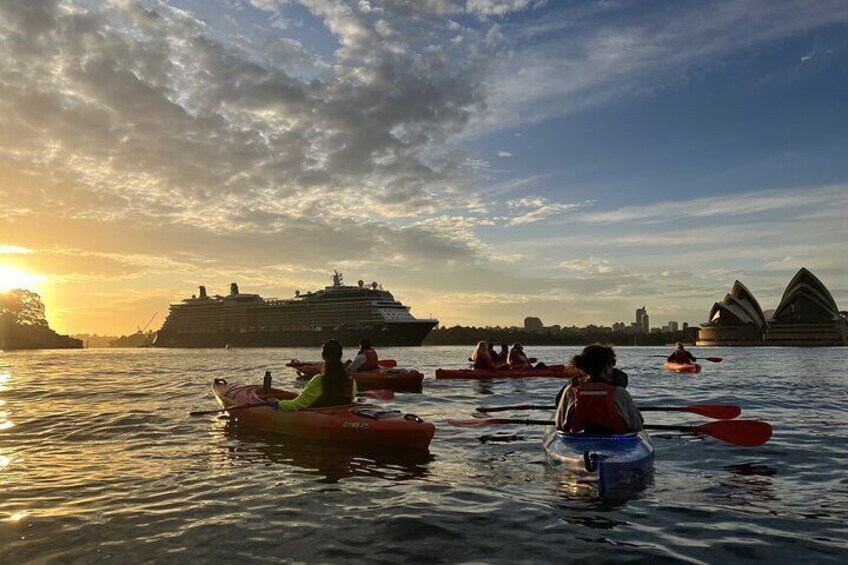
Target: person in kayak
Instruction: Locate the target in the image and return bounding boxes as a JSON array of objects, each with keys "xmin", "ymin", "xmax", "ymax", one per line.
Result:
[
  {"xmin": 555, "ymin": 344, "xmax": 643, "ymax": 434},
  {"xmin": 487, "ymin": 342, "xmax": 507, "ymax": 368},
  {"xmin": 471, "ymin": 341, "xmax": 497, "ymax": 370},
  {"xmin": 507, "ymin": 343, "xmax": 548, "ymax": 369},
  {"xmin": 498, "ymin": 343, "xmax": 510, "ymax": 365},
  {"xmin": 347, "ymin": 338, "xmax": 379, "ymax": 372},
  {"xmin": 267, "ymin": 339, "xmax": 357, "ymax": 411},
  {"xmin": 667, "ymin": 342, "xmax": 697, "ymax": 365},
  {"xmin": 508, "ymin": 343, "xmax": 532, "ymax": 368}
]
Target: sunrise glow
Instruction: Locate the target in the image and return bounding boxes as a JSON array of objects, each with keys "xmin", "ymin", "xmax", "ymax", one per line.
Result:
[{"xmin": 0, "ymin": 265, "xmax": 46, "ymax": 293}]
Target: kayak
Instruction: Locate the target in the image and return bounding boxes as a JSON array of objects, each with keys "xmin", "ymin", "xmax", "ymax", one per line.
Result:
[
  {"xmin": 542, "ymin": 429, "xmax": 655, "ymax": 496},
  {"xmin": 435, "ymin": 365, "xmax": 568, "ymax": 380},
  {"xmin": 664, "ymin": 361, "xmax": 702, "ymax": 373},
  {"xmin": 285, "ymin": 360, "xmax": 424, "ymax": 391},
  {"xmin": 211, "ymin": 378, "xmax": 435, "ymax": 450}
]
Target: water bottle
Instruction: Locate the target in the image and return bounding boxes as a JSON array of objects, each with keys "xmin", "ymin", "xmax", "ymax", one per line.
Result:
[{"xmin": 263, "ymin": 370, "xmax": 272, "ymax": 390}]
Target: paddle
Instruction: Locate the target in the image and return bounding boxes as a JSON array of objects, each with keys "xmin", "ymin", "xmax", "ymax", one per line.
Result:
[
  {"xmin": 446, "ymin": 418, "xmax": 771, "ymax": 446},
  {"xmin": 475, "ymin": 403, "xmax": 741, "ymax": 420},
  {"xmin": 190, "ymin": 403, "xmax": 265, "ymax": 416},
  {"xmin": 655, "ymin": 355, "xmax": 723, "ymax": 363},
  {"xmin": 645, "ymin": 421, "xmax": 771, "ymax": 447},
  {"xmin": 190, "ymin": 389, "xmax": 394, "ymax": 416}
]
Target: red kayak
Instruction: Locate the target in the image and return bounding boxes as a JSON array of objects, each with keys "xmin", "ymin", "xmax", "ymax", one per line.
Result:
[
  {"xmin": 435, "ymin": 365, "xmax": 569, "ymax": 380},
  {"xmin": 664, "ymin": 361, "xmax": 702, "ymax": 373},
  {"xmin": 286, "ymin": 360, "xmax": 424, "ymax": 391},
  {"xmin": 211, "ymin": 379, "xmax": 435, "ymax": 450}
]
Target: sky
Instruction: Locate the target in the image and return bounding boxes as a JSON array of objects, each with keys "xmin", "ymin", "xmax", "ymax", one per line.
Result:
[{"xmin": 0, "ymin": 0, "xmax": 846, "ymax": 335}]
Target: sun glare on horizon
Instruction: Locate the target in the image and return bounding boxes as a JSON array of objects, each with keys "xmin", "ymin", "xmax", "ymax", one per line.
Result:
[{"xmin": 0, "ymin": 265, "xmax": 47, "ymax": 293}]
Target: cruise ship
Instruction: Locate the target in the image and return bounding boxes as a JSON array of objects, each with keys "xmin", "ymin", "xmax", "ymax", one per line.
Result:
[{"xmin": 153, "ymin": 272, "xmax": 438, "ymax": 348}]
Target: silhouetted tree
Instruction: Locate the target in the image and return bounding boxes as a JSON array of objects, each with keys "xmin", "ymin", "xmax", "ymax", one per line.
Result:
[{"xmin": 0, "ymin": 289, "xmax": 49, "ymax": 327}]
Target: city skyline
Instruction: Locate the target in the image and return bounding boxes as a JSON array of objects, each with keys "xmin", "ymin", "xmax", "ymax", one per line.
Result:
[{"xmin": 0, "ymin": 1, "xmax": 846, "ymax": 335}]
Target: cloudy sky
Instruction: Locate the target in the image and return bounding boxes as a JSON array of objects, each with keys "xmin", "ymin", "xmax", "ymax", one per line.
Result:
[{"xmin": 0, "ymin": 0, "xmax": 846, "ymax": 335}]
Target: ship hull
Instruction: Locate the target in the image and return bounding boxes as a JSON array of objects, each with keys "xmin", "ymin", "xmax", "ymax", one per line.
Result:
[{"xmin": 153, "ymin": 321, "xmax": 437, "ymax": 348}]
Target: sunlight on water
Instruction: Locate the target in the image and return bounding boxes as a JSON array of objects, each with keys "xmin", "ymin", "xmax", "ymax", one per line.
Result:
[{"xmin": 0, "ymin": 347, "xmax": 845, "ymax": 563}]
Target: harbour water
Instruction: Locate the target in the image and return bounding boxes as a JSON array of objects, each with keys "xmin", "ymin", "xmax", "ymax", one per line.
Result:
[{"xmin": 1, "ymin": 346, "xmax": 846, "ymax": 563}]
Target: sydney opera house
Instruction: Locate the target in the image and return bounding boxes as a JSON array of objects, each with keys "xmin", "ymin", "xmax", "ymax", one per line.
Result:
[{"xmin": 698, "ymin": 268, "xmax": 847, "ymax": 346}]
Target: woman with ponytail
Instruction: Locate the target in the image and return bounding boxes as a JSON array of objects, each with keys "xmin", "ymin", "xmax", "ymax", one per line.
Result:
[
  {"xmin": 554, "ymin": 344, "xmax": 643, "ymax": 434},
  {"xmin": 267, "ymin": 340, "xmax": 357, "ymax": 411}
]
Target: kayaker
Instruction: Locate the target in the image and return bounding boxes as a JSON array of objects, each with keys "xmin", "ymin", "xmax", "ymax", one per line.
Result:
[
  {"xmin": 667, "ymin": 342, "xmax": 697, "ymax": 365},
  {"xmin": 348, "ymin": 338, "xmax": 379, "ymax": 372},
  {"xmin": 488, "ymin": 342, "xmax": 506, "ymax": 368},
  {"xmin": 471, "ymin": 341, "xmax": 496, "ymax": 370},
  {"xmin": 508, "ymin": 343, "xmax": 532, "ymax": 368},
  {"xmin": 499, "ymin": 343, "xmax": 510, "ymax": 364},
  {"xmin": 508, "ymin": 343, "xmax": 548, "ymax": 369},
  {"xmin": 554, "ymin": 344, "xmax": 643, "ymax": 434},
  {"xmin": 267, "ymin": 340, "xmax": 357, "ymax": 411}
]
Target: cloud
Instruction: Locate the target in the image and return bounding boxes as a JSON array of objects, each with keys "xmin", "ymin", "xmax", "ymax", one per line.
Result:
[
  {"xmin": 505, "ymin": 196, "xmax": 589, "ymax": 225},
  {"xmin": 472, "ymin": 0, "xmax": 848, "ymax": 134},
  {"xmin": 580, "ymin": 183, "xmax": 848, "ymax": 224},
  {"xmin": 497, "ymin": 150, "xmax": 512, "ymax": 157}
]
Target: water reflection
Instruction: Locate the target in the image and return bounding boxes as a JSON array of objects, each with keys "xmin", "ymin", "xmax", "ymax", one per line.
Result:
[
  {"xmin": 707, "ymin": 462, "xmax": 779, "ymax": 508},
  {"xmin": 218, "ymin": 421, "xmax": 433, "ymax": 483},
  {"xmin": 550, "ymin": 467, "xmax": 654, "ymax": 506}
]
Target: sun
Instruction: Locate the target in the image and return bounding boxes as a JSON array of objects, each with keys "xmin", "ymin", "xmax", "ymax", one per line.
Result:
[{"xmin": 0, "ymin": 265, "xmax": 47, "ymax": 293}]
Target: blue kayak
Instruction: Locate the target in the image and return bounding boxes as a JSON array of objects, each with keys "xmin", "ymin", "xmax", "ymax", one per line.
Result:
[{"xmin": 542, "ymin": 430, "xmax": 655, "ymax": 496}]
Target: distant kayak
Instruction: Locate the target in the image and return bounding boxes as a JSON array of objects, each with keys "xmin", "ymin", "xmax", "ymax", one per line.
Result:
[
  {"xmin": 435, "ymin": 365, "xmax": 568, "ymax": 380},
  {"xmin": 664, "ymin": 361, "xmax": 702, "ymax": 373},
  {"xmin": 286, "ymin": 360, "xmax": 424, "ymax": 391},
  {"xmin": 211, "ymin": 379, "xmax": 435, "ymax": 450},
  {"xmin": 543, "ymin": 430, "xmax": 655, "ymax": 496}
]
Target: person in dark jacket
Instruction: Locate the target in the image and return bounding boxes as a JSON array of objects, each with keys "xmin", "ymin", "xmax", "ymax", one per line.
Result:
[{"xmin": 667, "ymin": 342, "xmax": 697, "ymax": 364}]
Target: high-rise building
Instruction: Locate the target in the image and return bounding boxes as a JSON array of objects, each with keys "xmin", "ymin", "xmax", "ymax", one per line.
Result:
[
  {"xmin": 666, "ymin": 321, "xmax": 679, "ymax": 332},
  {"xmin": 635, "ymin": 306, "xmax": 649, "ymax": 333},
  {"xmin": 524, "ymin": 316, "xmax": 544, "ymax": 333}
]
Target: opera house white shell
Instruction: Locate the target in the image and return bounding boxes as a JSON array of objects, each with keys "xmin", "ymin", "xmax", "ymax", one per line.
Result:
[{"xmin": 698, "ymin": 268, "xmax": 847, "ymax": 346}]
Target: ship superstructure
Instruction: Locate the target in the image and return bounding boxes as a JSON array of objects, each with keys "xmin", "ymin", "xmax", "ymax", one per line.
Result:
[{"xmin": 154, "ymin": 272, "xmax": 438, "ymax": 347}]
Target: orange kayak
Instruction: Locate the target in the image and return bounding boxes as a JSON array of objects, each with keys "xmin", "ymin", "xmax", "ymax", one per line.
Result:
[
  {"xmin": 211, "ymin": 379, "xmax": 435, "ymax": 450},
  {"xmin": 286, "ymin": 360, "xmax": 424, "ymax": 391},
  {"xmin": 435, "ymin": 365, "xmax": 568, "ymax": 380},
  {"xmin": 664, "ymin": 361, "xmax": 702, "ymax": 373}
]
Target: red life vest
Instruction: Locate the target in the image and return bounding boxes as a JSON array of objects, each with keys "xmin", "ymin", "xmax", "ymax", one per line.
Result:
[
  {"xmin": 311, "ymin": 373, "xmax": 354, "ymax": 408},
  {"xmin": 474, "ymin": 352, "xmax": 495, "ymax": 371},
  {"xmin": 359, "ymin": 349, "xmax": 379, "ymax": 371},
  {"xmin": 569, "ymin": 383, "xmax": 628, "ymax": 434},
  {"xmin": 508, "ymin": 350, "xmax": 530, "ymax": 367}
]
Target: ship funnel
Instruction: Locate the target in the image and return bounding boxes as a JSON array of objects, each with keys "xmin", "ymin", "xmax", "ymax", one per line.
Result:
[
  {"xmin": 199, "ymin": 286, "xmax": 207, "ymax": 299},
  {"xmin": 230, "ymin": 283, "xmax": 239, "ymax": 295}
]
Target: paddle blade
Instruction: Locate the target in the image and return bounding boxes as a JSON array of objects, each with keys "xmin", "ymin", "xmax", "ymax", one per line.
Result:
[
  {"xmin": 359, "ymin": 389, "xmax": 395, "ymax": 400},
  {"xmin": 378, "ymin": 359, "xmax": 398, "ymax": 368},
  {"xmin": 697, "ymin": 420, "xmax": 772, "ymax": 447},
  {"xmin": 705, "ymin": 357, "xmax": 723, "ymax": 363},
  {"xmin": 685, "ymin": 404, "xmax": 741, "ymax": 420}
]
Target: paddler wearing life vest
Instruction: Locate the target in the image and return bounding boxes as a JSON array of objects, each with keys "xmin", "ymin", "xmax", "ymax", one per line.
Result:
[
  {"xmin": 266, "ymin": 340, "xmax": 357, "ymax": 411},
  {"xmin": 507, "ymin": 343, "xmax": 549, "ymax": 370},
  {"xmin": 555, "ymin": 344, "xmax": 643, "ymax": 434},
  {"xmin": 471, "ymin": 341, "xmax": 496, "ymax": 370},
  {"xmin": 667, "ymin": 342, "xmax": 697, "ymax": 364},
  {"xmin": 348, "ymin": 338, "xmax": 380, "ymax": 372}
]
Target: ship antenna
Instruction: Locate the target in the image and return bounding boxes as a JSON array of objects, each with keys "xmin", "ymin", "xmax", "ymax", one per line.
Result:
[{"xmin": 332, "ymin": 270, "xmax": 343, "ymax": 287}]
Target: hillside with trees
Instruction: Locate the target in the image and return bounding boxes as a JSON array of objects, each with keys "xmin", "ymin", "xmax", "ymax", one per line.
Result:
[{"xmin": 0, "ymin": 289, "xmax": 82, "ymax": 350}]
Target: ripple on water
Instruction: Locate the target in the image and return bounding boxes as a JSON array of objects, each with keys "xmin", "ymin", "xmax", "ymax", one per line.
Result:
[{"xmin": 1, "ymin": 346, "xmax": 847, "ymax": 562}]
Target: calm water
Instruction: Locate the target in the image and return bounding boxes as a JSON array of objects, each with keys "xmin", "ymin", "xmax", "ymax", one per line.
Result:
[{"xmin": 1, "ymin": 346, "xmax": 846, "ymax": 563}]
